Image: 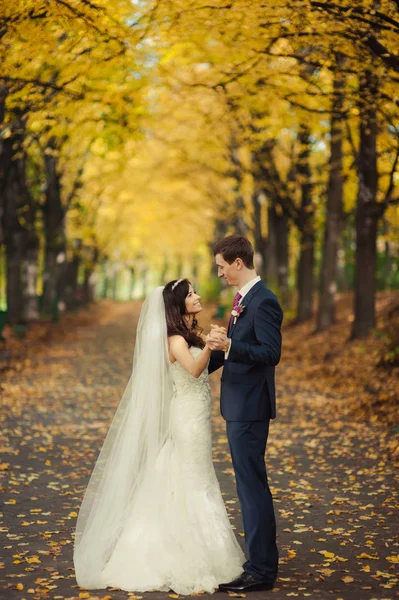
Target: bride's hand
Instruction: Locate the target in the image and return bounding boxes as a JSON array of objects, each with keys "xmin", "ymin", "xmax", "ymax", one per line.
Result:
[
  {"xmin": 206, "ymin": 327, "xmax": 227, "ymax": 351},
  {"xmin": 206, "ymin": 333, "xmax": 221, "ymax": 350}
]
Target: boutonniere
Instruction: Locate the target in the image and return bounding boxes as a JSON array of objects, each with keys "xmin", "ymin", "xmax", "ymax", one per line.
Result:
[{"xmin": 231, "ymin": 304, "xmax": 245, "ymax": 325}]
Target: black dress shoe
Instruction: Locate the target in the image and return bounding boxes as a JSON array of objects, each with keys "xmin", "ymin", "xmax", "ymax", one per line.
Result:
[{"xmin": 219, "ymin": 571, "xmax": 274, "ymax": 592}]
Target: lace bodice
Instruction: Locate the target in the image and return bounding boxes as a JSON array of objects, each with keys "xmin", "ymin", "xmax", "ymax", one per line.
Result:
[
  {"xmin": 170, "ymin": 346, "xmax": 211, "ymax": 398},
  {"xmin": 168, "ymin": 345, "xmax": 213, "ymax": 487}
]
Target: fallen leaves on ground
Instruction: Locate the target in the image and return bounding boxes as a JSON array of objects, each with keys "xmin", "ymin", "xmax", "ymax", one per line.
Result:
[
  {"xmin": 1, "ymin": 297, "xmax": 398, "ymax": 600},
  {"xmin": 282, "ymin": 291, "xmax": 399, "ymax": 432}
]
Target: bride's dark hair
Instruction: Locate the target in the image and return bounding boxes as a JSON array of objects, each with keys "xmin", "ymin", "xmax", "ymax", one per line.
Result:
[{"xmin": 163, "ymin": 279, "xmax": 205, "ymax": 349}]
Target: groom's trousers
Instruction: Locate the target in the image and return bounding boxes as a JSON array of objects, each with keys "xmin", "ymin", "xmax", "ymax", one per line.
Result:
[{"xmin": 226, "ymin": 418, "xmax": 278, "ymax": 582}]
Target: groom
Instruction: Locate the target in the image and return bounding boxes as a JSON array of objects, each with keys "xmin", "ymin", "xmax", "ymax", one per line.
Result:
[{"xmin": 208, "ymin": 235, "xmax": 283, "ymax": 592}]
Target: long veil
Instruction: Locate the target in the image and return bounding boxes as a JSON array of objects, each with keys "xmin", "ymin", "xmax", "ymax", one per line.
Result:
[{"xmin": 73, "ymin": 286, "xmax": 174, "ymax": 588}]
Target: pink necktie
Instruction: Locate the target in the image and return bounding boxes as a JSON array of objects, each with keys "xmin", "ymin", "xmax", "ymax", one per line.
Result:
[{"xmin": 229, "ymin": 292, "xmax": 242, "ymax": 330}]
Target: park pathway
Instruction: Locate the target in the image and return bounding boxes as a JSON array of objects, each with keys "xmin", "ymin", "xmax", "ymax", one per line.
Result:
[{"xmin": 1, "ymin": 302, "xmax": 398, "ymax": 600}]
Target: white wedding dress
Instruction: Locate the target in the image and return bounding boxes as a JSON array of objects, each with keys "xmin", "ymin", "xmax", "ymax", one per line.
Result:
[{"xmin": 98, "ymin": 347, "xmax": 245, "ymax": 594}]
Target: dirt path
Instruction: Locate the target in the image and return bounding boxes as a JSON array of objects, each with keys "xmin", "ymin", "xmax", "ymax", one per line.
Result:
[{"xmin": 1, "ymin": 302, "xmax": 398, "ymax": 600}]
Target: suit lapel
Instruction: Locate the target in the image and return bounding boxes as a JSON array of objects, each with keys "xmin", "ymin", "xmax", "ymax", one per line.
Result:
[{"xmin": 229, "ymin": 280, "xmax": 264, "ymax": 337}]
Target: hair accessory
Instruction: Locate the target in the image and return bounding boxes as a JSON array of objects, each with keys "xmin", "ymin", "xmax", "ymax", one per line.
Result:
[{"xmin": 172, "ymin": 279, "xmax": 183, "ymax": 291}]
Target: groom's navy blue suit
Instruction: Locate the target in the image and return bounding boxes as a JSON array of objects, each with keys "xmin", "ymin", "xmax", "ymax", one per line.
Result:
[{"xmin": 209, "ymin": 280, "xmax": 283, "ymax": 582}]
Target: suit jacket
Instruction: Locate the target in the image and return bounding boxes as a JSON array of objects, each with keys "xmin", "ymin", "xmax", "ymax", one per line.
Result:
[{"xmin": 209, "ymin": 281, "xmax": 283, "ymax": 421}]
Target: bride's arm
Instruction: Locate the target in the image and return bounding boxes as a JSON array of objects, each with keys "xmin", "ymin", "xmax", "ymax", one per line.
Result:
[{"xmin": 169, "ymin": 335, "xmax": 214, "ymax": 379}]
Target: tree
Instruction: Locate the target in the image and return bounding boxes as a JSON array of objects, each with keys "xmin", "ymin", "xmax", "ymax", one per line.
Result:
[{"xmin": 317, "ymin": 53, "xmax": 346, "ymax": 331}]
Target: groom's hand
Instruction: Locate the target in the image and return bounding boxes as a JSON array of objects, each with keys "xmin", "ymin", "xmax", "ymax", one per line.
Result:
[
  {"xmin": 207, "ymin": 325, "xmax": 228, "ymax": 351},
  {"xmin": 210, "ymin": 324, "xmax": 226, "ymax": 334}
]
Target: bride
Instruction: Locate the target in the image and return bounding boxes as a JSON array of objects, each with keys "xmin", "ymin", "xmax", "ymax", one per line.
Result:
[{"xmin": 73, "ymin": 278, "xmax": 245, "ymax": 595}]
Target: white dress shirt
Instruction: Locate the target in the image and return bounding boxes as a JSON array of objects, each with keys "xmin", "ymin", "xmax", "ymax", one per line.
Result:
[{"xmin": 225, "ymin": 275, "xmax": 261, "ymax": 358}]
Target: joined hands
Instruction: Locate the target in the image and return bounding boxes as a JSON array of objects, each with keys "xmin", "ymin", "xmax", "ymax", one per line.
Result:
[{"xmin": 206, "ymin": 324, "xmax": 228, "ymax": 351}]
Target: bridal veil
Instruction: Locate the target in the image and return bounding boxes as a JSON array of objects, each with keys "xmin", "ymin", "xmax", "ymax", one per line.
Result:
[{"xmin": 73, "ymin": 286, "xmax": 173, "ymax": 588}]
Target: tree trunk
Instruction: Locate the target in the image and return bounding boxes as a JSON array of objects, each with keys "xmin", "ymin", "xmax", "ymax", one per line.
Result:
[
  {"xmin": 234, "ymin": 194, "xmax": 248, "ymax": 236},
  {"xmin": 267, "ymin": 203, "xmax": 280, "ymax": 290},
  {"xmin": 191, "ymin": 255, "xmax": 199, "ymax": 287},
  {"xmin": 22, "ymin": 142, "xmax": 40, "ymax": 321},
  {"xmin": 382, "ymin": 244, "xmax": 392, "ymax": 289},
  {"xmin": 296, "ymin": 236, "xmax": 314, "ymax": 321},
  {"xmin": 337, "ymin": 225, "xmax": 355, "ymax": 292},
  {"xmin": 317, "ymin": 53, "xmax": 345, "ymax": 331},
  {"xmin": 82, "ymin": 269, "xmax": 96, "ymax": 303},
  {"xmin": 231, "ymin": 145, "xmax": 248, "ymax": 236},
  {"xmin": 211, "ymin": 216, "xmax": 229, "ymax": 276},
  {"xmin": 275, "ymin": 204, "xmax": 290, "ymax": 305},
  {"xmin": 63, "ymin": 258, "xmax": 80, "ymax": 309},
  {"xmin": 296, "ymin": 125, "xmax": 315, "ymax": 322},
  {"xmin": 252, "ymin": 191, "xmax": 268, "ymax": 280},
  {"xmin": 0, "ymin": 85, "xmax": 9, "ymax": 248},
  {"xmin": 351, "ymin": 70, "xmax": 379, "ymax": 339},
  {"xmin": 63, "ymin": 239, "xmax": 82, "ymax": 310},
  {"xmin": 129, "ymin": 267, "xmax": 136, "ymax": 299},
  {"xmin": 252, "ymin": 138, "xmax": 291, "ymax": 300},
  {"xmin": 4, "ymin": 156, "xmax": 24, "ymax": 324},
  {"xmin": 5, "ymin": 231, "xmax": 24, "ymax": 325},
  {"xmin": 82, "ymin": 248, "xmax": 98, "ymax": 304},
  {"xmin": 3, "ymin": 118, "xmax": 33, "ymax": 325},
  {"xmin": 111, "ymin": 269, "xmax": 118, "ymax": 301},
  {"xmin": 42, "ymin": 137, "xmax": 67, "ymax": 317},
  {"xmin": 23, "ymin": 244, "xmax": 40, "ymax": 321},
  {"xmin": 101, "ymin": 261, "xmax": 110, "ymax": 299}
]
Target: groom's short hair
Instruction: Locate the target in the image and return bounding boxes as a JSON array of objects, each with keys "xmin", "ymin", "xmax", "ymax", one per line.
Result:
[{"xmin": 213, "ymin": 235, "xmax": 254, "ymax": 269}]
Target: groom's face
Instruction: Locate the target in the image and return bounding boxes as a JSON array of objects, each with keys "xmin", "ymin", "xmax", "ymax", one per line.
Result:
[{"xmin": 215, "ymin": 254, "xmax": 240, "ymax": 286}]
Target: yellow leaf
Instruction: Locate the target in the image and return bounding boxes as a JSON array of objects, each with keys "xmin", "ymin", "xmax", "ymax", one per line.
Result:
[
  {"xmin": 342, "ymin": 576, "xmax": 354, "ymax": 583},
  {"xmin": 361, "ymin": 565, "xmax": 371, "ymax": 572},
  {"xmin": 16, "ymin": 583, "xmax": 24, "ymax": 590},
  {"xmin": 169, "ymin": 595, "xmax": 180, "ymax": 599},
  {"xmin": 386, "ymin": 554, "xmax": 399, "ymax": 563},
  {"xmin": 316, "ymin": 568, "xmax": 334, "ymax": 577},
  {"xmin": 319, "ymin": 551, "xmax": 335, "ymax": 559},
  {"xmin": 356, "ymin": 553, "xmax": 378, "ymax": 560},
  {"xmin": 68, "ymin": 511, "xmax": 78, "ymax": 518}
]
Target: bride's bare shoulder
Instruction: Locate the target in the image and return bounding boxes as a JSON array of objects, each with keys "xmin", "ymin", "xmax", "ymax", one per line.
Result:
[
  {"xmin": 168, "ymin": 335, "xmax": 189, "ymax": 363},
  {"xmin": 168, "ymin": 335, "xmax": 189, "ymax": 349}
]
